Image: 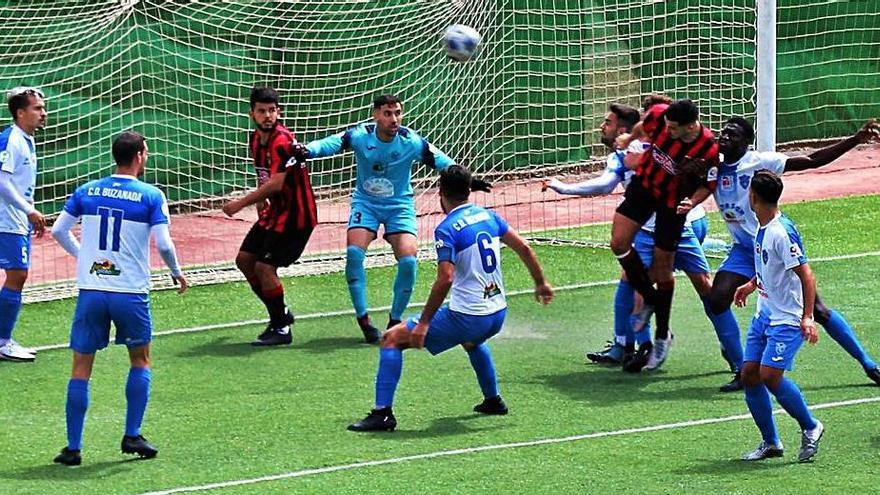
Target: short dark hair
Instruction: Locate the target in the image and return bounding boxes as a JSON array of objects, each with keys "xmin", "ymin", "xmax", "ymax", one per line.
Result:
[
  {"xmin": 609, "ymin": 103, "xmax": 640, "ymax": 132},
  {"xmin": 250, "ymin": 87, "xmax": 279, "ymax": 109},
  {"xmin": 7, "ymin": 87, "xmax": 44, "ymax": 119},
  {"xmin": 724, "ymin": 116, "xmax": 755, "ymax": 144},
  {"xmin": 112, "ymin": 131, "xmax": 146, "ymax": 166},
  {"xmin": 440, "ymin": 164, "xmax": 472, "ymax": 202},
  {"xmin": 665, "ymin": 98, "xmax": 699, "ymax": 125},
  {"xmin": 373, "ymin": 94, "xmax": 402, "ymax": 109},
  {"xmin": 641, "ymin": 93, "xmax": 672, "ymax": 112},
  {"xmin": 750, "ymin": 169, "xmax": 784, "ymax": 205}
]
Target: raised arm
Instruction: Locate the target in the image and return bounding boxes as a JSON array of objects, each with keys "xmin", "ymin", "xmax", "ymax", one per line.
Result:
[
  {"xmin": 543, "ymin": 168, "xmax": 621, "ymax": 197},
  {"xmin": 785, "ymin": 119, "xmax": 880, "ymax": 172},
  {"xmin": 305, "ymin": 131, "xmax": 347, "ymax": 159}
]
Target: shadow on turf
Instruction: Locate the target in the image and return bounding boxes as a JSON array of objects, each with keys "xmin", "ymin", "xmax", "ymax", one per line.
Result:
[
  {"xmin": 675, "ymin": 457, "xmax": 801, "ymax": 475},
  {"xmin": 174, "ymin": 336, "xmax": 366, "ymax": 358},
  {"xmin": 360, "ymin": 413, "xmax": 507, "ymax": 440},
  {"xmin": 3, "ymin": 458, "xmax": 143, "ymax": 481}
]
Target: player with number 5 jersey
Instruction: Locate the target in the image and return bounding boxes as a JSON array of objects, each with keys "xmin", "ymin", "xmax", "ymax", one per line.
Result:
[{"xmin": 50, "ymin": 131, "xmax": 187, "ymax": 466}]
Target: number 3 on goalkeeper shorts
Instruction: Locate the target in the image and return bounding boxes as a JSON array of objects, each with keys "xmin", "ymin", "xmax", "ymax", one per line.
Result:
[
  {"xmin": 97, "ymin": 207, "xmax": 124, "ymax": 252},
  {"xmin": 477, "ymin": 232, "xmax": 497, "ymax": 274}
]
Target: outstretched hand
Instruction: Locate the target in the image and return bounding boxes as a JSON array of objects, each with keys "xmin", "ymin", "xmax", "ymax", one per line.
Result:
[
  {"xmin": 291, "ymin": 142, "xmax": 310, "ymax": 164},
  {"xmin": 854, "ymin": 119, "xmax": 880, "ymax": 144}
]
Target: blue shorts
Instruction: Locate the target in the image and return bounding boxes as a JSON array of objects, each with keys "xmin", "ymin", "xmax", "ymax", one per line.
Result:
[
  {"xmin": 348, "ymin": 200, "xmax": 417, "ymax": 238},
  {"xmin": 718, "ymin": 242, "xmax": 756, "ymax": 278},
  {"xmin": 743, "ymin": 313, "xmax": 804, "ymax": 371},
  {"xmin": 0, "ymin": 233, "xmax": 30, "ymax": 270},
  {"xmin": 406, "ymin": 306, "xmax": 507, "ymax": 355},
  {"xmin": 70, "ymin": 290, "xmax": 153, "ymax": 354},
  {"xmin": 690, "ymin": 217, "xmax": 708, "ymax": 245},
  {"xmin": 634, "ymin": 228, "xmax": 710, "ymax": 274}
]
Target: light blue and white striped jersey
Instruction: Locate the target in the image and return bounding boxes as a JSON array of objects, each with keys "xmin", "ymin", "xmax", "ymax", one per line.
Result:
[
  {"xmin": 434, "ymin": 204, "xmax": 509, "ymax": 315},
  {"xmin": 306, "ymin": 123, "xmax": 454, "ymax": 206},
  {"xmin": 63, "ymin": 175, "xmax": 170, "ymax": 294},
  {"xmin": 716, "ymin": 150, "xmax": 788, "ymax": 246},
  {"xmin": 754, "ymin": 213, "xmax": 808, "ymax": 326},
  {"xmin": 0, "ymin": 124, "xmax": 38, "ymax": 234}
]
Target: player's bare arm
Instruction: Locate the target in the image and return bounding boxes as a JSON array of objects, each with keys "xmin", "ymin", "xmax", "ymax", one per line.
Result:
[
  {"xmin": 412, "ymin": 261, "xmax": 455, "ymax": 348},
  {"xmin": 222, "ymin": 171, "xmax": 287, "ymax": 217},
  {"xmin": 734, "ymin": 276, "xmax": 758, "ymax": 308},
  {"xmin": 793, "ymin": 263, "xmax": 818, "ymax": 344},
  {"xmin": 785, "ymin": 119, "xmax": 880, "ymax": 172},
  {"xmin": 501, "ymin": 229, "xmax": 553, "ymax": 304}
]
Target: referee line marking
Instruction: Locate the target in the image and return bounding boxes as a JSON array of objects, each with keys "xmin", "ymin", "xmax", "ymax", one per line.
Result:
[
  {"xmin": 30, "ymin": 250, "xmax": 880, "ymax": 353},
  {"xmin": 139, "ymin": 395, "xmax": 880, "ymax": 495}
]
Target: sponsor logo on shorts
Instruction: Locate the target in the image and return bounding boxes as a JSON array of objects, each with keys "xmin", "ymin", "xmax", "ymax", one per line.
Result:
[
  {"xmin": 90, "ymin": 259, "xmax": 121, "ymax": 276},
  {"xmin": 771, "ymin": 356, "xmax": 784, "ymax": 363},
  {"xmin": 775, "ymin": 342, "xmax": 786, "ymax": 355}
]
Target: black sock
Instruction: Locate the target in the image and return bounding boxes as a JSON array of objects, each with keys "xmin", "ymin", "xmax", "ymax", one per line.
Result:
[
  {"xmin": 262, "ymin": 285, "xmax": 287, "ymax": 328},
  {"xmin": 654, "ymin": 279, "xmax": 674, "ymax": 340},
  {"xmin": 617, "ymin": 250, "xmax": 656, "ymax": 304}
]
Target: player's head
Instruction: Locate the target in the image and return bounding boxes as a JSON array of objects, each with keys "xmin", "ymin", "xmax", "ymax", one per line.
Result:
[
  {"xmin": 439, "ymin": 164, "xmax": 471, "ymax": 213},
  {"xmin": 112, "ymin": 131, "xmax": 148, "ymax": 177},
  {"xmin": 7, "ymin": 87, "xmax": 47, "ymax": 134},
  {"xmin": 641, "ymin": 93, "xmax": 672, "ymax": 113},
  {"xmin": 600, "ymin": 103, "xmax": 640, "ymax": 147},
  {"xmin": 372, "ymin": 94, "xmax": 403, "ymax": 140},
  {"xmin": 664, "ymin": 99, "xmax": 700, "ymax": 141},
  {"xmin": 749, "ymin": 169, "xmax": 783, "ymax": 209},
  {"xmin": 249, "ymin": 87, "xmax": 281, "ymax": 133},
  {"xmin": 719, "ymin": 116, "xmax": 755, "ymax": 156}
]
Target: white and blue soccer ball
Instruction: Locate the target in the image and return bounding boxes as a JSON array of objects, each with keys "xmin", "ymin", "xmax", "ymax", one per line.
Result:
[{"xmin": 443, "ymin": 24, "xmax": 481, "ymax": 62}]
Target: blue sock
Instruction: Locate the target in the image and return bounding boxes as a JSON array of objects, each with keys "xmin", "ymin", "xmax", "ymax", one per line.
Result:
[
  {"xmin": 0, "ymin": 287, "xmax": 23, "ymax": 340},
  {"xmin": 744, "ymin": 384, "xmax": 779, "ymax": 444},
  {"xmin": 345, "ymin": 246, "xmax": 368, "ymax": 318},
  {"xmin": 375, "ymin": 348, "xmax": 402, "ymax": 408},
  {"xmin": 821, "ymin": 309, "xmax": 877, "ymax": 370},
  {"xmin": 391, "ymin": 256, "xmax": 417, "ymax": 321},
  {"xmin": 614, "ymin": 281, "xmax": 635, "ymax": 345},
  {"xmin": 632, "ymin": 315, "xmax": 652, "ymax": 345},
  {"xmin": 65, "ymin": 379, "xmax": 89, "ymax": 451},
  {"xmin": 769, "ymin": 377, "xmax": 817, "ymax": 431},
  {"xmin": 702, "ymin": 297, "xmax": 744, "ymax": 372},
  {"xmin": 467, "ymin": 343, "xmax": 499, "ymax": 398},
  {"xmin": 125, "ymin": 367, "xmax": 152, "ymax": 437}
]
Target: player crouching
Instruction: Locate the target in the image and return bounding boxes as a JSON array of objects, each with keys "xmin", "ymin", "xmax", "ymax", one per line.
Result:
[{"xmin": 348, "ymin": 165, "xmax": 553, "ymax": 432}]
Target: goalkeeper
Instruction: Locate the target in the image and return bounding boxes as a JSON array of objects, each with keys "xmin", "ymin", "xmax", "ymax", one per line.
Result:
[{"xmin": 293, "ymin": 95, "xmax": 490, "ymax": 343}]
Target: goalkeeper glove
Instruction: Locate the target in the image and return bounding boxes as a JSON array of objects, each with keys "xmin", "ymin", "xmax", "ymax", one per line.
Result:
[{"xmin": 291, "ymin": 142, "xmax": 311, "ymax": 164}]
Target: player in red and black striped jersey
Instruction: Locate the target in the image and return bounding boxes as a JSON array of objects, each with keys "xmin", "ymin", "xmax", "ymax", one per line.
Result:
[
  {"xmin": 610, "ymin": 99, "xmax": 720, "ymax": 370},
  {"xmin": 222, "ymin": 87, "xmax": 318, "ymax": 346}
]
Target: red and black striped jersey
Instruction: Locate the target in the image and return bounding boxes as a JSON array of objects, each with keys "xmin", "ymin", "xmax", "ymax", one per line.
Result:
[
  {"xmin": 249, "ymin": 123, "xmax": 318, "ymax": 233},
  {"xmin": 636, "ymin": 104, "xmax": 720, "ymax": 208}
]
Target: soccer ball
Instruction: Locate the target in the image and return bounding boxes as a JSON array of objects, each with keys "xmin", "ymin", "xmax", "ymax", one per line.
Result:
[{"xmin": 443, "ymin": 24, "xmax": 481, "ymax": 62}]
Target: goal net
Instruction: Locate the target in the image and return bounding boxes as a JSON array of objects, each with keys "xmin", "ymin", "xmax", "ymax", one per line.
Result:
[{"xmin": 0, "ymin": 0, "xmax": 877, "ymax": 300}]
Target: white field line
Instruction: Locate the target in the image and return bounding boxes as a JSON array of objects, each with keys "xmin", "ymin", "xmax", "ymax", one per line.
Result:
[
  {"xmin": 30, "ymin": 250, "xmax": 880, "ymax": 353},
  {"xmin": 140, "ymin": 395, "xmax": 880, "ymax": 495}
]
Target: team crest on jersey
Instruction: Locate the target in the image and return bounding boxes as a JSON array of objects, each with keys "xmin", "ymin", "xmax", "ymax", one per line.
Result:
[
  {"xmin": 739, "ymin": 175, "xmax": 751, "ymax": 190},
  {"xmin": 720, "ymin": 175, "xmax": 733, "ymax": 191},
  {"xmin": 483, "ymin": 282, "xmax": 501, "ymax": 299},
  {"xmin": 762, "ymin": 248, "xmax": 769, "ymax": 264},
  {"xmin": 90, "ymin": 259, "xmax": 121, "ymax": 276}
]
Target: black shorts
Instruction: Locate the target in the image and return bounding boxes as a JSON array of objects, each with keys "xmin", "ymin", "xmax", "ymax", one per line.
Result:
[
  {"xmin": 616, "ymin": 180, "xmax": 686, "ymax": 252},
  {"xmin": 240, "ymin": 223, "xmax": 313, "ymax": 267}
]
